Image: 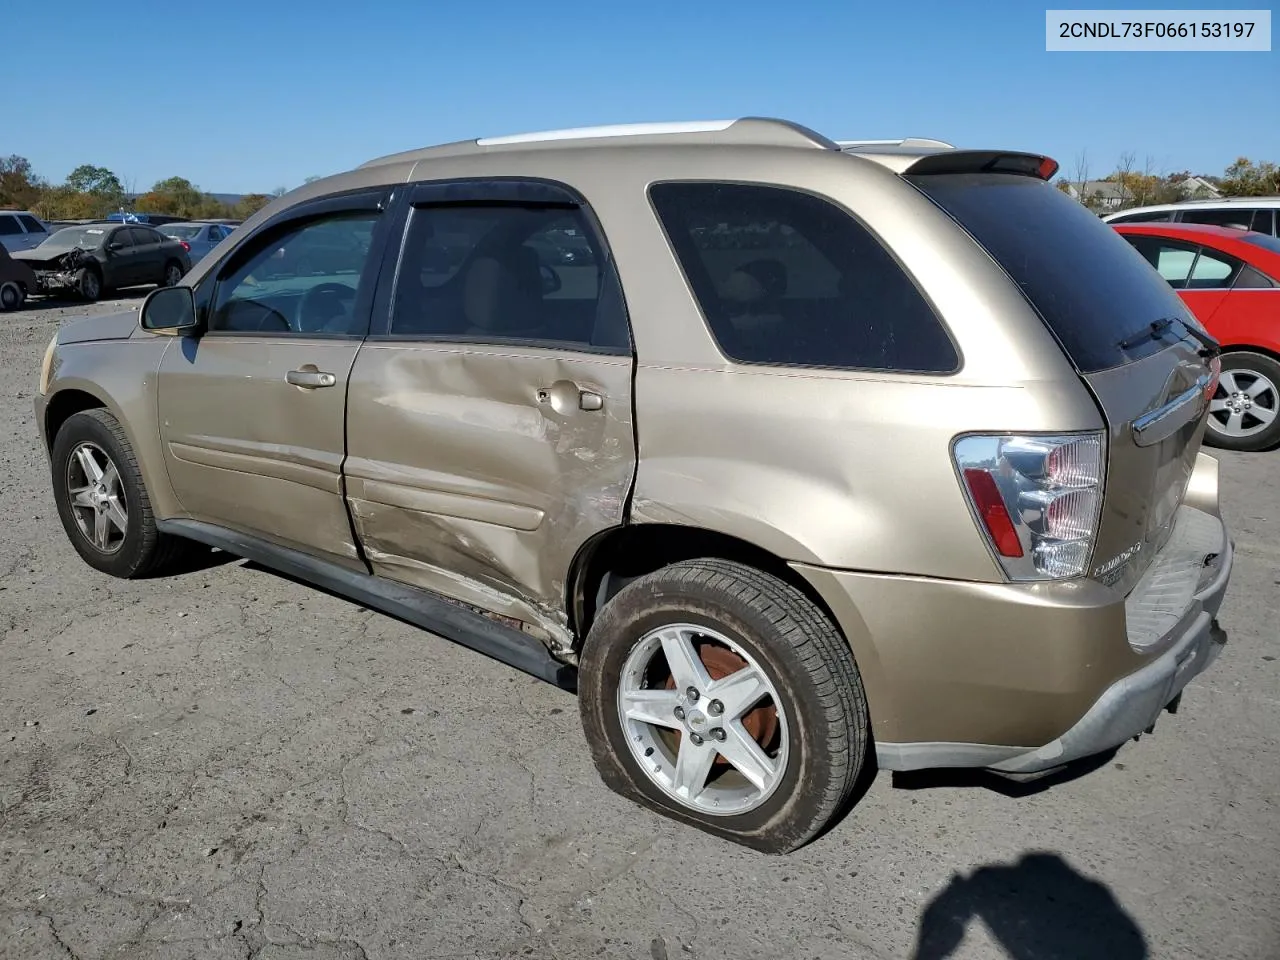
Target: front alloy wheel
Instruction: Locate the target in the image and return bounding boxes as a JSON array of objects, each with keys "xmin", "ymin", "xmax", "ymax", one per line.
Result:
[
  {"xmin": 1204, "ymin": 351, "xmax": 1280, "ymax": 452},
  {"xmin": 66, "ymin": 441, "xmax": 129, "ymax": 554}
]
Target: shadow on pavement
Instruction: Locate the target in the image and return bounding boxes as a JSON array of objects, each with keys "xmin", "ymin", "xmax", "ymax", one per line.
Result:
[
  {"xmin": 911, "ymin": 851, "xmax": 1148, "ymax": 959},
  {"xmin": 889, "ymin": 748, "xmax": 1119, "ymax": 798}
]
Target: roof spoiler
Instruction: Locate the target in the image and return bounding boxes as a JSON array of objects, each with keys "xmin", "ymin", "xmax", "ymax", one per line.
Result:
[{"xmin": 904, "ymin": 150, "xmax": 1060, "ymax": 181}]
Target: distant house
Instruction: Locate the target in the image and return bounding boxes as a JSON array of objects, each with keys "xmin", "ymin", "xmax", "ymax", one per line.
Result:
[
  {"xmin": 1060, "ymin": 180, "xmax": 1130, "ymax": 209},
  {"xmin": 1175, "ymin": 176, "xmax": 1222, "ymax": 200}
]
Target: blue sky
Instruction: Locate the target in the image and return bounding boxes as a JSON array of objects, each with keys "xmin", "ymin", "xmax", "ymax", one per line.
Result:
[{"xmin": 5, "ymin": 0, "xmax": 1276, "ymax": 194}]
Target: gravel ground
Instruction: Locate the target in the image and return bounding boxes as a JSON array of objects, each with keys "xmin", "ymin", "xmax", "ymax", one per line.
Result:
[{"xmin": 1, "ymin": 294, "xmax": 1278, "ymax": 960}]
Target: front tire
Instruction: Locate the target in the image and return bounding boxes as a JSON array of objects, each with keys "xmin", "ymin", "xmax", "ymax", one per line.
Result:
[
  {"xmin": 76, "ymin": 266, "xmax": 102, "ymax": 301},
  {"xmin": 50, "ymin": 409, "xmax": 189, "ymax": 578},
  {"xmin": 578, "ymin": 559, "xmax": 869, "ymax": 853},
  {"xmin": 1204, "ymin": 351, "xmax": 1280, "ymax": 452},
  {"xmin": 0, "ymin": 280, "xmax": 22, "ymax": 311},
  {"xmin": 162, "ymin": 260, "xmax": 184, "ymax": 287}
]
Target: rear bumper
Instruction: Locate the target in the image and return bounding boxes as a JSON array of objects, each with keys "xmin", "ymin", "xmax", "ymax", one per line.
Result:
[{"xmin": 793, "ymin": 499, "xmax": 1233, "ymax": 774}]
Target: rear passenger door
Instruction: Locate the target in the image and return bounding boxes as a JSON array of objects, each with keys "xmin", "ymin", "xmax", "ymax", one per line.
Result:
[{"xmin": 343, "ymin": 179, "xmax": 636, "ymax": 643}]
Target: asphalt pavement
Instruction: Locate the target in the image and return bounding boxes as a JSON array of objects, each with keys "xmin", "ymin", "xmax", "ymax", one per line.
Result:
[{"xmin": 2, "ymin": 294, "xmax": 1277, "ymax": 960}]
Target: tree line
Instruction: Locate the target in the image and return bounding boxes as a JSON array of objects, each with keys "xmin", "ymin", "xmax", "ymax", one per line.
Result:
[
  {"xmin": 1053, "ymin": 152, "xmax": 1279, "ymax": 212},
  {"xmin": 3, "ymin": 152, "xmax": 1277, "ymax": 225},
  {"xmin": 0, "ymin": 157, "xmax": 299, "ymax": 222}
]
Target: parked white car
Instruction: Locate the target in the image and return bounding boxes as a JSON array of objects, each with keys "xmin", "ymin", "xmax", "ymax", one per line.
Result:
[
  {"xmin": 1104, "ymin": 197, "xmax": 1280, "ymax": 236},
  {"xmin": 0, "ymin": 211, "xmax": 51, "ymax": 253}
]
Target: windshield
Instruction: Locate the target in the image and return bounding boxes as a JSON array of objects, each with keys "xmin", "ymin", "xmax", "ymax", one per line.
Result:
[
  {"xmin": 1241, "ymin": 232, "xmax": 1280, "ymax": 257},
  {"xmin": 908, "ymin": 173, "xmax": 1200, "ymax": 373},
  {"xmin": 41, "ymin": 226, "xmax": 107, "ymax": 249},
  {"xmin": 162, "ymin": 225, "xmax": 203, "ymax": 240}
]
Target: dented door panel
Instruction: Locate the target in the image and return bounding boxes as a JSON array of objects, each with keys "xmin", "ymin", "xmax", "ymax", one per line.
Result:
[{"xmin": 344, "ymin": 342, "xmax": 635, "ymax": 653}]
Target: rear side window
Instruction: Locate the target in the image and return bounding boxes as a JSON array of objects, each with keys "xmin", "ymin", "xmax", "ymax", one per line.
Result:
[
  {"xmin": 0, "ymin": 216, "xmax": 21, "ymax": 236},
  {"xmin": 1123, "ymin": 236, "xmax": 1197, "ymax": 287},
  {"xmin": 1251, "ymin": 209, "xmax": 1276, "ymax": 235},
  {"xmin": 910, "ymin": 174, "xmax": 1199, "ymax": 373},
  {"xmin": 649, "ymin": 182, "xmax": 957, "ymax": 373},
  {"xmin": 18, "ymin": 215, "xmax": 44, "ymax": 233},
  {"xmin": 1179, "ymin": 208, "xmax": 1255, "ymax": 230},
  {"xmin": 1110, "ymin": 211, "xmax": 1173, "ymax": 223}
]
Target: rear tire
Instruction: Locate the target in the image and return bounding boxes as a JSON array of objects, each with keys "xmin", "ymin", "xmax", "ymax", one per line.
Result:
[
  {"xmin": 161, "ymin": 260, "xmax": 184, "ymax": 287},
  {"xmin": 578, "ymin": 558, "xmax": 870, "ymax": 853},
  {"xmin": 50, "ymin": 409, "xmax": 191, "ymax": 578},
  {"xmin": 1204, "ymin": 351, "xmax": 1280, "ymax": 452}
]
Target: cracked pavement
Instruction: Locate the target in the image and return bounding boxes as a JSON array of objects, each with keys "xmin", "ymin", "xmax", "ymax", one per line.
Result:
[{"xmin": 2, "ymin": 295, "xmax": 1278, "ymax": 960}]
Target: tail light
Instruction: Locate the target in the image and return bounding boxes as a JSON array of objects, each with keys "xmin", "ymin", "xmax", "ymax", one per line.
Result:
[
  {"xmin": 179, "ymin": 241, "xmax": 191, "ymax": 251},
  {"xmin": 953, "ymin": 432, "xmax": 1105, "ymax": 581}
]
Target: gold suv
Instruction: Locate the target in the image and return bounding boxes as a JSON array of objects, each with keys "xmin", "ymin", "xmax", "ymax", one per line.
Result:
[{"xmin": 35, "ymin": 118, "xmax": 1234, "ymax": 852}]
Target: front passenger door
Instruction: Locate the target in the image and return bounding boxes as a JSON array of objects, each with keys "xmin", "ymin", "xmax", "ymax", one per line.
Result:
[
  {"xmin": 104, "ymin": 227, "xmax": 141, "ymax": 286},
  {"xmin": 156, "ymin": 191, "xmax": 391, "ymax": 564}
]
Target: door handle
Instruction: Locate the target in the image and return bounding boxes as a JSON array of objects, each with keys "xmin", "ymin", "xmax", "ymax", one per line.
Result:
[
  {"xmin": 536, "ymin": 381, "xmax": 604, "ymax": 412},
  {"xmin": 286, "ymin": 368, "xmax": 337, "ymax": 389}
]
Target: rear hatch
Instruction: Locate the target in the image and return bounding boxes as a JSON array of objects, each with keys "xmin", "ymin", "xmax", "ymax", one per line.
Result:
[{"xmin": 908, "ymin": 170, "xmax": 1219, "ymax": 594}]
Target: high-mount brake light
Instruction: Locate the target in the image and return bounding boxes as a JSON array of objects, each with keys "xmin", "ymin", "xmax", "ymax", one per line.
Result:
[{"xmin": 954, "ymin": 433, "xmax": 1105, "ymax": 581}]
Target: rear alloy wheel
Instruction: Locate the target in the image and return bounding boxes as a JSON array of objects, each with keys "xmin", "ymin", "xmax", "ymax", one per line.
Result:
[
  {"xmin": 0, "ymin": 280, "xmax": 22, "ymax": 311},
  {"xmin": 579, "ymin": 558, "xmax": 870, "ymax": 853},
  {"xmin": 1204, "ymin": 351, "xmax": 1280, "ymax": 452}
]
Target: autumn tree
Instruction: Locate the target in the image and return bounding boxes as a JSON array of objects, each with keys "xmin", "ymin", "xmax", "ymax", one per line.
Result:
[
  {"xmin": 1220, "ymin": 158, "xmax": 1280, "ymax": 197},
  {"xmin": 233, "ymin": 194, "xmax": 272, "ymax": 219},
  {"xmin": 0, "ymin": 155, "xmax": 45, "ymax": 209}
]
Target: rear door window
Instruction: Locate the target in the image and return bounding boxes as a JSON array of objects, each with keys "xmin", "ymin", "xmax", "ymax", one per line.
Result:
[
  {"xmin": 1178, "ymin": 208, "xmax": 1257, "ymax": 230},
  {"xmin": 1123, "ymin": 236, "xmax": 1197, "ymax": 287},
  {"xmin": 1187, "ymin": 248, "xmax": 1241, "ymax": 288},
  {"xmin": 909, "ymin": 173, "xmax": 1198, "ymax": 373},
  {"xmin": 1251, "ymin": 209, "xmax": 1276, "ymax": 235},
  {"xmin": 649, "ymin": 182, "xmax": 958, "ymax": 373},
  {"xmin": 18, "ymin": 215, "xmax": 44, "ymax": 234},
  {"xmin": 0, "ymin": 215, "xmax": 21, "ymax": 236}
]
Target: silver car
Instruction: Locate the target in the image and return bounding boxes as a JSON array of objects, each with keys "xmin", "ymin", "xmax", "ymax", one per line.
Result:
[
  {"xmin": 0, "ymin": 210, "xmax": 50, "ymax": 253},
  {"xmin": 159, "ymin": 221, "xmax": 235, "ymax": 264}
]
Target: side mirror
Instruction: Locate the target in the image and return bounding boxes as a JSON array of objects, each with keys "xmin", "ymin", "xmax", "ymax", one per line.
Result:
[
  {"xmin": 140, "ymin": 285, "xmax": 199, "ymax": 333},
  {"xmin": 107, "ymin": 242, "xmax": 123, "ymax": 252}
]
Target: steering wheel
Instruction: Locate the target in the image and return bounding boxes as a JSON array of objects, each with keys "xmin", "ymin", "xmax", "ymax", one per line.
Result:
[{"xmin": 297, "ymin": 282, "xmax": 357, "ymax": 333}]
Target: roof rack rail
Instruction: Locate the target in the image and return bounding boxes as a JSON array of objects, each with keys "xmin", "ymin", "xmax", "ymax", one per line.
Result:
[
  {"xmin": 836, "ymin": 138, "xmax": 956, "ymax": 150},
  {"xmin": 359, "ymin": 117, "xmax": 839, "ymax": 168}
]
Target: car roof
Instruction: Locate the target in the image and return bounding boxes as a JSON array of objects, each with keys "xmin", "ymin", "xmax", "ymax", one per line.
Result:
[{"xmin": 1105, "ymin": 197, "xmax": 1280, "ymax": 219}]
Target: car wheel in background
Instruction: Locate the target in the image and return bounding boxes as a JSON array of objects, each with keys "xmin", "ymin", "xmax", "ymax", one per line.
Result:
[
  {"xmin": 50, "ymin": 409, "xmax": 192, "ymax": 578},
  {"xmin": 1205, "ymin": 351, "xmax": 1280, "ymax": 452},
  {"xmin": 162, "ymin": 261, "xmax": 184, "ymax": 287},
  {"xmin": 76, "ymin": 266, "xmax": 102, "ymax": 301},
  {"xmin": 578, "ymin": 558, "xmax": 870, "ymax": 853},
  {"xmin": 0, "ymin": 281, "xmax": 23, "ymax": 311}
]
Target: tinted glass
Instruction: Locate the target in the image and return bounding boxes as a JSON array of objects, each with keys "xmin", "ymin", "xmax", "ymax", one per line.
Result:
[
  {"xmin": 1178, "ymin": 208, "xmax": 1255, "ymax": 230},
  {"xmin": 130, "ymin": 227, "xmax": 160, "ymax": 245},
  {"xmin": 110, "ymin": 229, "xmax": 134, "ymax": 248},
  {"xmin": 0, "ymin": 216, "xmax": 21, "ymax": 236},
  {"xmin": 211, "ymin": 212, "xmax": 379, "ymax": 336},
  {"xmin": 1233, "ymin": 264, "xmax": 1278, "ymax": 289},
  {"xmin": 1250, "ymin": 209, "xmax": 1276, "ymax": 235},
  {"xmin": 164, "ymin": 225, "xmax": 203, "ymax": 240},
  {"xmin": 910, "ymin": 174, "xmax": 1199, "ymax": 372},
  {"xmin": 1123, "ymin": 236, "xmax": 1196, "ymax": 288},
  {"xmin": 18, "ymin": 215, "xmax": 44, "ymax": 233},
  {"xmin": 1187, "ymin": 249, "xmax": 1241, "ymax": 288},
  {"xmin": 389, "ymin": 204, "xmax": 629, "ymax": 350},
  {"xmin": 650, "ymin": 182, "xmax": 957, "ymax": 373},
  {"xmin": 1111, "ymin": 211, "xmax": 1173, "ymax": 223}
]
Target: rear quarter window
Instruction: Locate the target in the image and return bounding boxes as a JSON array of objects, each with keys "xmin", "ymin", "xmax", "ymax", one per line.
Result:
[
  {"xmin": 649, "ymin": 182, "xmax": 958, "ymax": 374},
  {"xmin": 909, "ymin": 174, "xmax": 1199, "ymax": 373}
]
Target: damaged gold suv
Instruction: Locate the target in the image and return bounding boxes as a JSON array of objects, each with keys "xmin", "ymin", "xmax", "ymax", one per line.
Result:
[{"xmin": 35, "ymin": 119, "xmax": 1233, "ymax": 852}]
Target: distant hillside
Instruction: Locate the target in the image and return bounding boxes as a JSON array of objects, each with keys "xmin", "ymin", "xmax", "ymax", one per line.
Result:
[{"xmin": 124, "ymin": 191, "xmax": 246, "ymax": 207}]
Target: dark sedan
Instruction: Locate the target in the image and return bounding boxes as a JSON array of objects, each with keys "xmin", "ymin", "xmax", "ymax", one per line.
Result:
[{"xmin": 14, "ymin": 223, "xmax": 191, "ymax": 301}]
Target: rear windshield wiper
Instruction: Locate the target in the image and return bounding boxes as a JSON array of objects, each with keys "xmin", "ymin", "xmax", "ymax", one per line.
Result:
[
  {"xmin": 1116, "ymin": 316, "xmax": 1221, "ymax": 359},
  {"xmin": 1117, "ymin": 317, "xmax": 1174, "ymax": 350}
]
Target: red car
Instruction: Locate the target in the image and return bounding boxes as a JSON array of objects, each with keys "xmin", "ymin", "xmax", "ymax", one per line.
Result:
[{"xmin": 1114, "ymin": 222, "xmax": 1280, "ymax": 452}]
